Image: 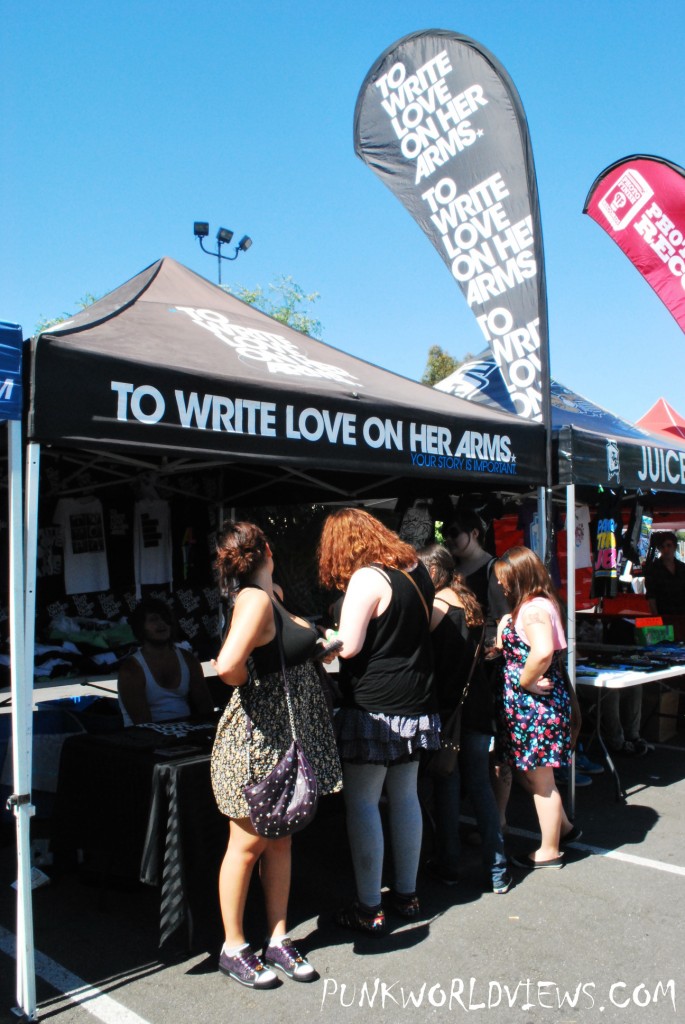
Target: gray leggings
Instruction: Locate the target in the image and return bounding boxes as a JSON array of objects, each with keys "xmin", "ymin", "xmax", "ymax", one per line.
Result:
[{"xmin": 342, "ymin": 760, "xmax": 423, "ymax": 907}]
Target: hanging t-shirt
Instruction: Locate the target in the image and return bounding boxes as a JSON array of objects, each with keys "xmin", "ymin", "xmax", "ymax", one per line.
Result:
[
  {"xmin": 53, "ymin": 497, "xmax": 110, "ymax": 595},
  {"xmin": 134, "ymin": 499, "xmax": 173, "ymax": 597},
  {"xmin": 590, "ymin": 493, "xmax": 622, "ymax": 598},
  {"xmin": 621, "ymin": 501, "xmax": 645, "ymax": 563},
  {"xmin": 574, "ymin": 506, "xmax": 592, "ymax": 569}
]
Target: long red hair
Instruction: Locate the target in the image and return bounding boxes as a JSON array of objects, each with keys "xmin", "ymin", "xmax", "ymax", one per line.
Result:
[{"xmin": 318, "ymin": 507, "xmax": 417, "ymax": 590}]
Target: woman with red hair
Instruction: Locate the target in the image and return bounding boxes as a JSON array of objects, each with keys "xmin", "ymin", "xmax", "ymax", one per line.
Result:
[
  {"xmin": 318, "ymin": 508, "xmax": 440, "ymax": 934},
  {"xmin": 493, "ymin": 546, "xmax": 579, "ymax": 869}
]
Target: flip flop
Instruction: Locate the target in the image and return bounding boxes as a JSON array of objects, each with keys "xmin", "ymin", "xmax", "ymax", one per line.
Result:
[
  {"xmin": 512, "ymin": 853, "xmax": 565, "ymax": 870},
  {"xmin": 560, "ymin": 824, "xmax": 583, "ymax": 845}
]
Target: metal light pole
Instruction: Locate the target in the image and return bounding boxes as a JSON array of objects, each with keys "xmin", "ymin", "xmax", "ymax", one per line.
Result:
[{"xmin": 193, "ymin": 223, "xmax": 253, "ymax": 285}]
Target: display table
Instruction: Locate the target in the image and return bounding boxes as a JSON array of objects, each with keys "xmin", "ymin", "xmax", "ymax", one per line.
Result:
[
  {"xmin": 52, "ymin": 724, "xmax": 226, "ymax": 947},
  {"xmin": 575, "ymin": 658, "xmax": 684, "ymax": 801}
]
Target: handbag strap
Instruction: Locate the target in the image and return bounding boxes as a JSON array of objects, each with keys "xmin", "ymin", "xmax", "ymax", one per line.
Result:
[
  {"xmin": 443, "ymin": 624, "xmax": 486, "ymax": 746},
  {"xmin": 398, "ymin": 567, "xmax": 430, "ymax": 623},
  {"xmin": 243, "ymin": 598, "xmax": 299, "ymax": 750},
  {"xmin": 367, "ymin": 563, "xmax": 430, "ymax": 623},
  {"xmin": 271, "ymin": 601, "xmax": 299, "ymax": 742}
]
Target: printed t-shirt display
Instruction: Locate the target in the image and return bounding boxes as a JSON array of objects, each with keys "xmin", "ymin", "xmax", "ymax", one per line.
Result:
[
  {"xmin": 574, "ymin": 506, "xmax": 592, "ymax": 570},
  {"xmin": 134, "ymin": 499, "xmax": 173, "ymax": 597},
  {"xmin": 590, "ymin": 493, "xmax": 622, "ymax": 598},
  {"xmin": 53, "ymin": 497, "xmax": 110, "ymax": 595}
]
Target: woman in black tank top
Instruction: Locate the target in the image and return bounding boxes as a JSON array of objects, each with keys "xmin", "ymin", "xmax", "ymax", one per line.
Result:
[
  {"xmin": 443, "ymin": 508, "xmax": 512, "ymax": 831},
  {"xmin": 318, "ymin": 508, "xmax": 441, "ymax": 935},
  {"xmin": 210, "ymin": 521, "xmax": 341, "ymax": 990},
  {"xmin": 419, "ymin": 544, "xmax": 510, "ymax": 894}
]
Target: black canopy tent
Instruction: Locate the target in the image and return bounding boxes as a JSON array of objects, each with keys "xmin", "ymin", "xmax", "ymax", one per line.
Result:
[
  {"xmin": 27, "ymin": 257, "xmax": 545, "ymax": 501},
  {"xmin": 13, "ymin": 258, "xmax": 547, "ymax": 1019}
]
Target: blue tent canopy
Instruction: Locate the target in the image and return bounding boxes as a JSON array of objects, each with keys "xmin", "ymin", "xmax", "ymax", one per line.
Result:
[{"xmin": 436, "ymin": 353, "xmax": 685, "ymax": 493}]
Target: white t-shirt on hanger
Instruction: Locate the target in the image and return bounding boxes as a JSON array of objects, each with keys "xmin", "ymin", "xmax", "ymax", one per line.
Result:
[
  {"xmin": 53, "ymin": 496, "xmax": 110, "ymax": 595},
  {"xmin": 134, "ymin": 499, "xmax": 173, "ymax": 597},
  {"xmin": 574, "ymin": 506, "xmax": 592, "ymax": 569}
]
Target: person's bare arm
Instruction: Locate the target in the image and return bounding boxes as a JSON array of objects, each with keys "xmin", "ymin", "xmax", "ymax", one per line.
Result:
[
  {"xmin": 183, "ymin": 650, "xmax": 215, "ymax": 715},
  {"xmin": 495, "ymin": 614, "xmax": 510, "ymax": 650},
  {"xmin": 213, "ymin": 588, "xmax": 274, "ymax": 687},
  {"xmin": 336, "ymin": 567, "xmax": 390, "ymax": 658},
  {"xmin": 518, "ymin": 603, "xmax": 555, "ymax": 693},
  {"xmin": 117, "ymin": 658, "xmax": 152, "ymax": 725},
  {"xmin": 430, "ymin": 596, "xmax": 451, "ymax": 631}
]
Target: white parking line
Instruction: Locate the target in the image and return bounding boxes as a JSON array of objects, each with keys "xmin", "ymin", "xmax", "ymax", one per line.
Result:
[
  {"xmin": 0, "ymin": 925, "xmax": 151, "ymax": 1024},
  {"xmin": 464, "ymin": 818, "xmax": 685, "ymax": 877},
  {"xmin": 580, "ymin": 846, "xmax": 685, "ymax": 875}
]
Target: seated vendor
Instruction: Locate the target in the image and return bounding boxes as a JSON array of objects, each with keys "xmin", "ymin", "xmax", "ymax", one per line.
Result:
[{"xmin": 118, "ymin": 598, "xmax": 214, "ymax": 726}]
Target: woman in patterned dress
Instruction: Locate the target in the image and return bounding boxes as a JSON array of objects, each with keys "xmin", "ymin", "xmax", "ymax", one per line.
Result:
[
  {"xmin": 210, "ymin": 521, "xmax": 342, "ymax": 989},
  {"xmin": 493, "ymin": 547, "xmax": 578, "ymax": 869}
]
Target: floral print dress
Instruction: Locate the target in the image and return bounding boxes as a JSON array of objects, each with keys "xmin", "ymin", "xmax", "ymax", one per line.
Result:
[{"xmin": 497, "ymin": 610, "xmax": 572, "ymax": 771}]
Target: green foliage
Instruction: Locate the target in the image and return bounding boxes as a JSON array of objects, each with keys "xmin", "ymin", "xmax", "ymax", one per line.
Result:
[
  {"xmin": 421, "ymin": 345, "xmax": 476, "ymax": 386},
  {"xmin": 224, "ymin": 275, "xmax": 322, "ymax": 338},
  {"xmin": 35, "ymin": 293, "xmax": 100, "ymax": 336}
]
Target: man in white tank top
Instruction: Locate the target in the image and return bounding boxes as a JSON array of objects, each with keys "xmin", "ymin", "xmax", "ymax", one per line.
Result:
[{"xmin": 118, "ymin": 598, "xmax": 214, "ymax": 727}]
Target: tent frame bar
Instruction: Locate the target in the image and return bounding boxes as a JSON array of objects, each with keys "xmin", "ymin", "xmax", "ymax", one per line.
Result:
[{"xmin": 9, "ymin": 431, "xmax": 37, "ymax": 1020}]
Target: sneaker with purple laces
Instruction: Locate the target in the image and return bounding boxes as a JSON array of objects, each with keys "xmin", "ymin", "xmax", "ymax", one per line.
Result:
[
  {"xmin": 218, "ymin": 945, "xmax": 279, "ymax": 989},
  {"xmin": 263, "ymin": 938, "xmax": 318, "ymax": 982}
]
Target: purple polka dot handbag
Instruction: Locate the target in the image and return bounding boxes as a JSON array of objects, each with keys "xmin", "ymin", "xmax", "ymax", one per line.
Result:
[
  {"xmin": 243, "ymin": 608, "xmax": 319, "ymax": 838},
  {"xmin": 243, "ymin": 737, "xmax": 319, "ymax": 838}
]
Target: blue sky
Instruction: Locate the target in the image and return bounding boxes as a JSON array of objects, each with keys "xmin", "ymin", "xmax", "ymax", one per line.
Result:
[{"xmin": 3, "ymin": 1, "xmax": 684, "ymax": 424}]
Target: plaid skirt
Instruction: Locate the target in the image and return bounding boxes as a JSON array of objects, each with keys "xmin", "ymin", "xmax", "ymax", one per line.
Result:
[{"xmin": 334, "ymin": 707, "xmax": 441, "ymax": 766}]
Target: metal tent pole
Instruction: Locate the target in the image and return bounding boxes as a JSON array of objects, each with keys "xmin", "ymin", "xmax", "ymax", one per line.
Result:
[
  {"xmin": 566, "ymin": 484, "xmax": 577, "ymax": 821},
  {"xmin": 9, "ymin": 429, "xmax": 36, "ymax": 1019}
]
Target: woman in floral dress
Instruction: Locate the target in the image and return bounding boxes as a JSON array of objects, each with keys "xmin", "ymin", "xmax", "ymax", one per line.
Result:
[{"xmin": 494, "ymin": 547, "xmax": 579, "ymax": 869}]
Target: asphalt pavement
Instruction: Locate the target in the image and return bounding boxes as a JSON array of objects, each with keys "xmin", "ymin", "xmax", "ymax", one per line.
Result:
[{"xmin": 1, "ymin": 734, "xmax": 684, "ymax": 1024}]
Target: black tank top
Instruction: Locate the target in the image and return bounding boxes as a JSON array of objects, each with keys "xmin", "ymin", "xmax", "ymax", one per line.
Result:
[
  {"xmin": 431, "ymin": 604, "xmax": 492, "ymax": 734},
  {"xmin": 338, "ymin": 563, "xmax": 436, "ymax": 715},
  {"xmin": 238, "ymin": 586, "xmax": 319, "ymax": 675}
]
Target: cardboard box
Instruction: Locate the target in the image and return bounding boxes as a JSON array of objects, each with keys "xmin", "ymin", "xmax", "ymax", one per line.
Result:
[{"xmin": 642, "ymin": 688, "xmax": 680, "ymax": 742}]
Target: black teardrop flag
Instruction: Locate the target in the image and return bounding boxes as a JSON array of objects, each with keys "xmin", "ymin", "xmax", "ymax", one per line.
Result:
[{"xmin": 354, "ymin": 29, "xmax": 550, "ymax": 426}]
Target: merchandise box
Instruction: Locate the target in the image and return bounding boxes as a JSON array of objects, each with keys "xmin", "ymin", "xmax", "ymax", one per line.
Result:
[
  {"xmin": 642, "ymin": 686, "xmax": 680, "ymax": 742},
  {"xmin": 635, "ymin": 625, "xmax": 675, "ymax": 646}
]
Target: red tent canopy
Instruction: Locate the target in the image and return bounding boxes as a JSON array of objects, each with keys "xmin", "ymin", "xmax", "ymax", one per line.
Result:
[{"xmin": 636, "ymin": 397, "xmax": 685, "ymax": 441}]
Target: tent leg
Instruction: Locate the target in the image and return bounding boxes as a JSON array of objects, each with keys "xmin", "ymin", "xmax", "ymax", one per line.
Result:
[
  {"xmin": 10, "ymin": 429, "xmax": 37, "ymax": 1019},
  {"xmin": 536, "ymin": 486, "xmax": 549, "ymax": 563},
  {"xmin": 566, "ymin": 484, "xmax": 577, "ymax": 821}
]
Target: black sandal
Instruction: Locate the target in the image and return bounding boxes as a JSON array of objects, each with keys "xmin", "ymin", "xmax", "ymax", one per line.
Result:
[
  {"xmin": 336, "ymin": 900, "xmax": 386, "ymax": 935},
  {"xmin": 387, "ymin": 889, "xmax": 421, "ymax": 918}
]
